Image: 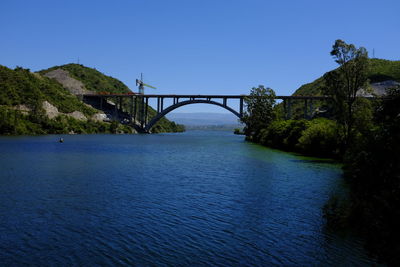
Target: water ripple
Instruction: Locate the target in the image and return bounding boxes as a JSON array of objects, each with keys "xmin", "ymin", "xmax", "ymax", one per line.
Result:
[{"xmin": 0, "ymin": 132, "xmax": 379, "ymax": 266}]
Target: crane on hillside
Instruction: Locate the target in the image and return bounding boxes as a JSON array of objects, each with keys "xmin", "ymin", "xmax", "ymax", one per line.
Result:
[{"xmin": 136, "ymin": 73, "xmax": 156, "ymax": 94}]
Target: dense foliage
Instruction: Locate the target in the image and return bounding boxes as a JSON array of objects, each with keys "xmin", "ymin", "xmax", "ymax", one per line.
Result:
[
  {"xmin": 255, "ymin": 118, "xmax": 339, "ymax": 157},
  {"xmin": 340, "ymin": 88, "xmax": 400, "ymax": 265},
  {"xmin": 0, "ymin": 106, "xmax": 133, "ymax": 135},
  {"xmin": 324, "ymin": 40, "xmax": 369, "ymax": 151},
  {"xmin": 240, "ymin": 85, "xmax": 276, "ymax": 139},
  {"xmin": 0, "ymin": 65, "xmax": 95, "ymax": 116}
]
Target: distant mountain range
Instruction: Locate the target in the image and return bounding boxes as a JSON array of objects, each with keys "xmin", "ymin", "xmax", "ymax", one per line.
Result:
[{"xmin": 166, "ymin": 112, "xmax": 242, "ymax": 126}]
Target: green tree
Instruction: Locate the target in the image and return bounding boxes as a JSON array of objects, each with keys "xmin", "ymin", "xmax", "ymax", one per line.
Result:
[
  {"xmin": 323, "ymin": 39, "xmax": 369, "ymax": 151},
  {"xmin": 241, "ymin": 85, "xmax": 276, "ymax": 140}
]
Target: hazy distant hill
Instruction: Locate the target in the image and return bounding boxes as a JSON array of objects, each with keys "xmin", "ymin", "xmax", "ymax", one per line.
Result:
[{"xmin": 166, "ymin": 112, "xmax": 242, "ymax": 126}]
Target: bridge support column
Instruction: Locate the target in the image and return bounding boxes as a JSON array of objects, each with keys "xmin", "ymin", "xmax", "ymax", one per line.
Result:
[
  {"xmin": 304, "ymin": 99, "xmax": 308, "ymax": 119},
  {"xmin": 284, "ymin": 99, "xmax": 292, "ymax": 120},
  {"xmin": 161, "ymin": 97, "xmax": 164, "ymax": 112},
  {"xmin": 130, "ymin": 96, "xmax": 133, "ymax": 123},
  {"xmin": 133, "ymin": 96, "xmax": 138, "ymax": 123},
  {"xmin": 114, "ymin": 96, "xmax": 118, "ymax": 120},
  {"xmin": 223, "ymin": 97, "xmax": 227, "ymax": 107},
  {"xmin": 145, "ymin": 97, "xmax": 149, "ymax": 125},
  {"xmin": 239, "ymin": 97, "xmax": 244, "ymax": 117},
  {"xmin": 309, "ymin": 100, "xmax": 314, "ymax": 119},
  {"xmin": 141, "ymin": 96, "xmax": 145, "ymax": 127}
]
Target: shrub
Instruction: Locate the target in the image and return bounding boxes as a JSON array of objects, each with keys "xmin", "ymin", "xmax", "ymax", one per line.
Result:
[{"xmin": 298, "ymin": 118, "xmax": 339, "ymax": 156}]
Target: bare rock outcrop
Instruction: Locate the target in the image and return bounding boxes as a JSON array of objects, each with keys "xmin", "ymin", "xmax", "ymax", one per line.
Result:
[
  {"xmin": 13, "ymin": 104, "xmax": 31, "ymax": 115},
  {"xmin": 42, "ymin": 101, "xmax": 87, "ymax": 121},
  {"xmin": 42, "ymin": 101, "xmax": 60, "ymax": 119},
  {"xmin": 67, "ymin": 111, "xmax": 87, "ymax": 121},
  {"xmin": 44, "ymin": 68, "xmax": 92, "ymax": 95},
  {"xmin": 91, "ymin": 113, "xmax": 107, "ymax": 122},
  {"xmin": 357, "ymin": 80, "xmax": 400, "ymax": 97}
]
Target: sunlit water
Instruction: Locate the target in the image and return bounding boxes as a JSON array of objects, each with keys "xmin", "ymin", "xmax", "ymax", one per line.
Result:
[{"xmin": 0, "ymin": 131, "xmax": 378, "ymax": 266}]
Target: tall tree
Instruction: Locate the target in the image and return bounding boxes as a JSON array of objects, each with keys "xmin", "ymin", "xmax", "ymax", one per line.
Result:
[
  {"xmin": 241, "ymin": 85, "xmax": 276, "ymax": 139},
  {"xmin": 324, "ymin": 39, "xmax": 369, "ymax": 151}
]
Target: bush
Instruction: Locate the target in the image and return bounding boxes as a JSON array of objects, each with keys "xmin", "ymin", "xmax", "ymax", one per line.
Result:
[
  {"xmin": 298, "ymin": 118, "xmax": 339, "ymax": 156},
  {"xmin": 258, "ymin": 119, "xmax": 310, "ymax": 150}
]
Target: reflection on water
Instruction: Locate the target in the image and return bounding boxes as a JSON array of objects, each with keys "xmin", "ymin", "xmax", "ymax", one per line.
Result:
[{"xmin": 0, "ymin": 131, "xmax": 377, "ymax": 265}]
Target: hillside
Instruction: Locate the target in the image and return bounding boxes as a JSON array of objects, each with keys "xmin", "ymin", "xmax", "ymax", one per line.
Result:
[
  {"xmin": 39, "ymin": 64, "xmax": 130, "ymax": 94},
  {"xmin": 40, "ymin": 64, "xmax": 184, "ymax": 133},
  {"xmin": 293, "ymin": 58, "xmax": 400, "ymax": 96},
  {"xmin": 279, "ymin": 58, "xmax": 400, "ymax": 118},
  {"xmin": 0, "ymin": 64, "xmax": 184, "ymax": 135}
]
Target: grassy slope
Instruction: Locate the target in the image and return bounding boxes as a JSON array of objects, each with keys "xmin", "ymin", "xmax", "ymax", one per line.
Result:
[
  {"xmin": 0, "ymin": 65, "xmax": 95, "ymax": 116},
  {"xmin": 277, "ymin": 58, "xmax": 400, "ymax": 119},
  {"xmin": 39, "ymin": 64, "xmax": 184, "ymax": 133},
  {"xmin": 293, "ymin": 58, "xmax": 400, "ymax": 96}
]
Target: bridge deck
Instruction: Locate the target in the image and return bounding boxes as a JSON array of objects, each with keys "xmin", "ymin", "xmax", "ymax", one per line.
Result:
[{"xmin": 82, "ymin": 94, "xmax": 334, "ymax": 100}]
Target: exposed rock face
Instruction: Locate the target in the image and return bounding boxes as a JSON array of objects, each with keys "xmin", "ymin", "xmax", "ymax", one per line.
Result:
[
  {"xmin": 370, "ymin": 80, "xmax": 400, "ymax": 96},
  {"xmin": 13, "ymin": 104, "xmax": 31, "ymax": 115},
  {"xmin": 67, "ymin": 111, "xmax": 87, "ymax": 121},
  {"xmin": 358, "ymin": 80, "xmax": 400, "ymax": 97},
  {"xmin": 91, "ymin": 113, "xmax": 107, "ymax": 122},
  {"xmin": 44, "ymin": 68, "xmax": 92, "ymax": 95},
  {"xmin": 42, "ymin": 101, "xmax": 87, "ymax": 121},
  {"xmin": 42, "ymin": 101, "xmax": 60, "ymax": 119}
]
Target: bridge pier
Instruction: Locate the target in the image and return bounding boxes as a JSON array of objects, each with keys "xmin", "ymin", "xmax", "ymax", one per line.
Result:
[
  {"xmin": 304, "ymin": 99, "xmax": 308, "ymax": 119},
  {"xmin": 114, "ymin": 96, "xmax": 118, "ymax": 119},
  {"xmin": 284, "ymin": 99, "xmax": 292, "ymax": 120},
  {"xmin": 130, "ymin": 96, "xmax": 134, "ymax": 123},
  {"xmin": 239, "ymin": 97, "xmax": 244, "ymax": 117}
]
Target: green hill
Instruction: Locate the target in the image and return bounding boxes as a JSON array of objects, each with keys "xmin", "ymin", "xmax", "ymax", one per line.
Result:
[
  {"xmin": 39, "ymin": 63, "xmax": 130, "ymax": 94},
  {"xmin": 293, "ymin": 58, "xmax": 400, "ymax": 97},
  {"xmin": 40, "ymin": 63, "xmax": 184, "ymax": 133},
  {"xmin": 0, "ymin": 64, "xmax": 184, "ymax": 135},
  {"xmin": 278, "ymin": 58, "xmax": 400, "ymax": 119}
]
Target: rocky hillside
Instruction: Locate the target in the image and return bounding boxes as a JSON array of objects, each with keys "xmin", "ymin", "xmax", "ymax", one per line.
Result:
[
  {"xmin": 279, "ymin": 58, "xmax": 400, "ymax": 118},
  {"xmin": 39, "ymin": 64, "xmax": 130, "ymax": 95},
  {"xmin": 40, "ymin": 64, "xmax": 184, "ymax": 133},
  {"xmin": 293, "ymin": 58, "xmax": 400, "ymax": 96},
  {"xmin": 0, "ymin": 64, "xmax": 184, "ymax": 135}
]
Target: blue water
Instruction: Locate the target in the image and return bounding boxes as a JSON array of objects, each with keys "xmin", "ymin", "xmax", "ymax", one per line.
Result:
[{"xmin": 0, "ymin": 131, "xmax": 377, "ymax": 266}]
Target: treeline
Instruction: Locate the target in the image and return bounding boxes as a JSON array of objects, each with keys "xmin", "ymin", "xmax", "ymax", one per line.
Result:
[
  {"xmin": 241, "ymin": 40, "xmax": 400, "ymax": 265},
  {"xmin": 0, "ymin": 106, "xmax": 133, "ymax": 135}
]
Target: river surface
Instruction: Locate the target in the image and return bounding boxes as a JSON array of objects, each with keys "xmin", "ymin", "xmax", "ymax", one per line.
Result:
[{"xmin": 0, "ymin": 131, "xmax": 378, "ymax": 266}]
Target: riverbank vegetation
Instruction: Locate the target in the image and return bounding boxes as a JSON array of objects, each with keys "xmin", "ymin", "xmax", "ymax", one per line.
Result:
[{"xmin": 241, "ymin": 40, "xmax": 400, "ymax": 265}]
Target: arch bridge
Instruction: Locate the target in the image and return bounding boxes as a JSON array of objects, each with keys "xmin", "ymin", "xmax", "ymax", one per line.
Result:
[{"xmin": 82, "ymin": 94, "xmax": 330, "ymax": 133}]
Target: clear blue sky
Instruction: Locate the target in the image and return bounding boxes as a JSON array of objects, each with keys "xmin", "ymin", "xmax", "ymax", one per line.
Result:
[{"xmin": 1, "ymin": 0, "xmax": 399, "ymax": 113}]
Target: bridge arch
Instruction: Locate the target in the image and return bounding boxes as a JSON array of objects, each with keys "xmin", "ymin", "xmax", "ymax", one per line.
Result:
[{"xmin": 144, "ymin": 99, "xmax": 242, "ymax": 132}]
